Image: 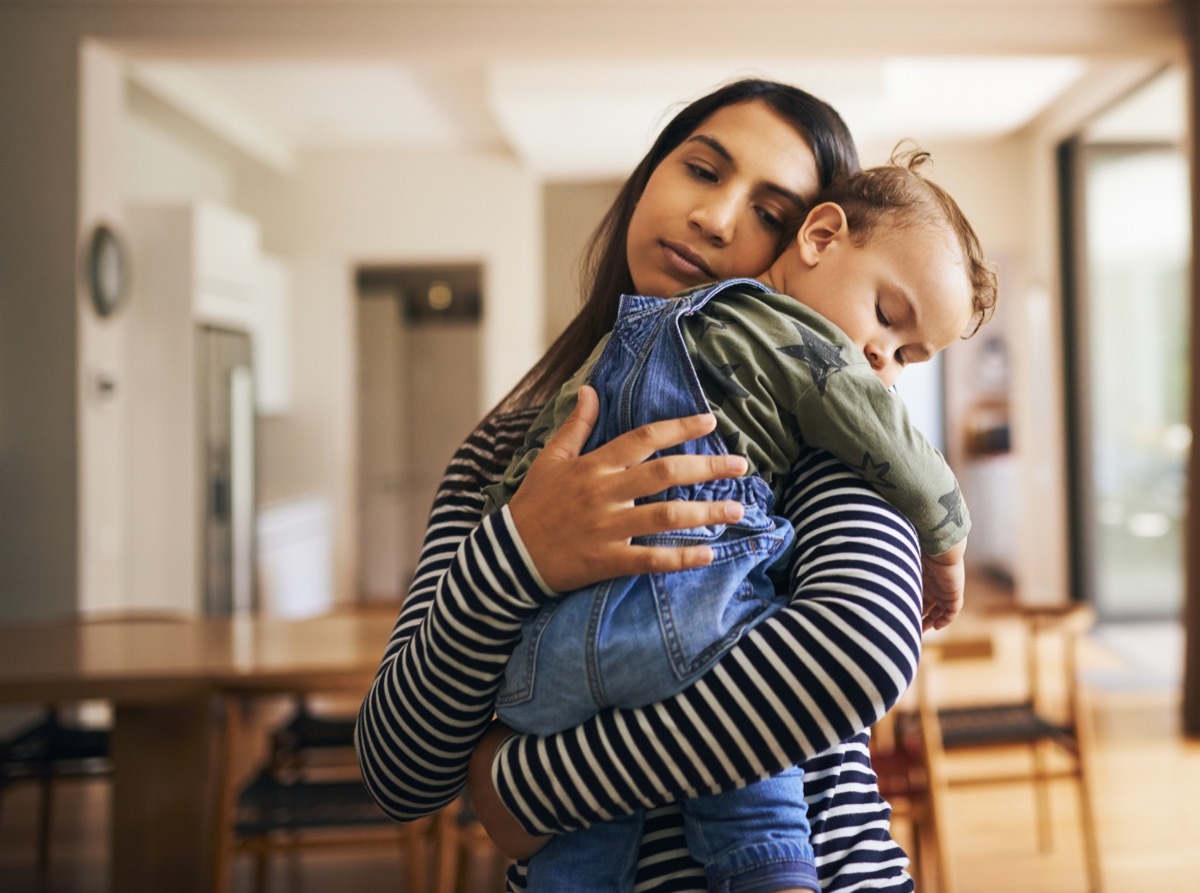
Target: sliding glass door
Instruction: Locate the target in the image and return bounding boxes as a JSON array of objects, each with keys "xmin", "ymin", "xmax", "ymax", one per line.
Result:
[{"xmin": 1063, "ymin": 103, "xmax": 1190, "ymax": 620}]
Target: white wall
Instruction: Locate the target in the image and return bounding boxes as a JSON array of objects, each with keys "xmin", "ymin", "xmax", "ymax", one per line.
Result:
[{"xmin": 240, "ymin": 147, "xmax": 540, "ymax": 604}]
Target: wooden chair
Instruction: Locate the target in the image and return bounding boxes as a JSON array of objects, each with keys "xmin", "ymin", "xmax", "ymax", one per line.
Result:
[
  {"xmin": 0, "ymin": 707, "xmax": 111, "ymax": 892},
  {"xmin": 918, "ymin": 604, "xmax": 1104, "ymax": 892},
  {"xmin": 872, "ymin": 638, "xmax": 989, "ymax": 892},
  {"xmin": 214, "ymin": 693, "xmax": 433, "ymax": 893},
  {"xmin": 0, "ymin": 611, "xmax": 185, "ymax": 891},
  {"xmin": 431, "ymin": 792, "xmax": 513, "ymax": 893},
  {"xmin": 267, "ymin": 696, "xmax": 358, "ymax": 774}
]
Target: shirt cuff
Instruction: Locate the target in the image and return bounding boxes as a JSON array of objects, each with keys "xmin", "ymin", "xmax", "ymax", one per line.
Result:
[{"xmin": 497, "ymin": 503, "xmax": 556, "ymax": 600}]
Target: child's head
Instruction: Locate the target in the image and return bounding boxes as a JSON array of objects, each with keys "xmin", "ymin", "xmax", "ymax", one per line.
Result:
[{"xmin": 769, "ymin": 145, "xmax": 998, "ymax": 388}]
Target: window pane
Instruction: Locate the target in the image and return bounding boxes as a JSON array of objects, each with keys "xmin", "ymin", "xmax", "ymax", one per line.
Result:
[{"xmin": 1082, "ymin": 147, "xmax": 1189, "ymax": 619}]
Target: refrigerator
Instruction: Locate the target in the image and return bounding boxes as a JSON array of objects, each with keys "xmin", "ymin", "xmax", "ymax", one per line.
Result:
[{"xmin": 199, "ymin": 326, "xmax": 256, "ymax": 616}]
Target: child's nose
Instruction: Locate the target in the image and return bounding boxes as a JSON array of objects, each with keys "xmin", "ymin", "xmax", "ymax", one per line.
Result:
[{"xmin": 864, "ymin": 344, "xmax": 899, "ymax": 387}]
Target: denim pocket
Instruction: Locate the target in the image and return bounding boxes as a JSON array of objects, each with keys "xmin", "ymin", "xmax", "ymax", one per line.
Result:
[
  {"xmin": 496, "ymin": 598, "xmax": 567, "ymax": 710},
  {"xmin": 652, "ymin": 517, "xmax": 794, "ymax": 682}
]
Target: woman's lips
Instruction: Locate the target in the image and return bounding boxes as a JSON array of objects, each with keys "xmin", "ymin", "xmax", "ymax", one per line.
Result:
[{"xmin": 661, "ymin": 241, "xmax": 716, "ymax": 281}]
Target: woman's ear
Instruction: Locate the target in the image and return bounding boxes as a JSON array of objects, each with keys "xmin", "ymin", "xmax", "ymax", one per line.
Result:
[{"xmin": 796, "ymin": 202, "xmax": 849, "ymax": 266}]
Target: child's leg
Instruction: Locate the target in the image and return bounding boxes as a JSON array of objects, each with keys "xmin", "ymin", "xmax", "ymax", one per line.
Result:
[
  {"xmin": 681, "ymin": 767, "xmax": 817, "ymax": 893},
  {"xmin": 524, "ymin": 810, "xmax": 644, "ymax": 893}
]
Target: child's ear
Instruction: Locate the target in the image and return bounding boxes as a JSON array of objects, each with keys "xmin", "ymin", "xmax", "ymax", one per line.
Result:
[{"xmin": 797, "ymin": 202, "xmax": 849, "ymax": 266}]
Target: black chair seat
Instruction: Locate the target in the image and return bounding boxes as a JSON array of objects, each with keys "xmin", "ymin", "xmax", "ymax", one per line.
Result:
[
  {"xmin": 938, "ymin": 702, "xmax": 1071, "ymax": 749},
  {"xmin": 1, "ymin": 715, "xmax": 110, "ymax": 781},
  {"xmin": 234, "ymin": 769, "xmax": 393, "ymax": 835},
  {"xmin": 272, "ymin": 709, "xmax": 357, "ymax": 755}
]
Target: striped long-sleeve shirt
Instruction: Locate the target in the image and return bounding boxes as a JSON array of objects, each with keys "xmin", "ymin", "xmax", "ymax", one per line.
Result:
[{"xmin": 356, "ymin": 407, "xmax": 922, "ymax": 892}]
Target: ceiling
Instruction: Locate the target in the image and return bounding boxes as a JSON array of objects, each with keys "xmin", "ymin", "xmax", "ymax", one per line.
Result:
[{"xmin": 122, "ymin": 1, "xmax": 1181, "ymax": 181}]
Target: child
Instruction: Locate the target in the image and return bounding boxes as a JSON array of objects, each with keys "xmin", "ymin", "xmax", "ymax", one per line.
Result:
[{"xmin": 482, "ymin": 147, "xmax": 997, "ymax": 893}]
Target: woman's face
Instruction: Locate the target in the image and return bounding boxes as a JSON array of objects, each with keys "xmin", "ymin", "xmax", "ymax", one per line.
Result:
[{"xmin": 626, "ymin": 99, "xmax": 822, "ymax": 299}]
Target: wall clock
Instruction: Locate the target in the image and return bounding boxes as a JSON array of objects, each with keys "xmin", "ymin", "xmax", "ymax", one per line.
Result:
[{"xmin": 86, "ymin": 223, "xmax": 129, "ymax": 318}]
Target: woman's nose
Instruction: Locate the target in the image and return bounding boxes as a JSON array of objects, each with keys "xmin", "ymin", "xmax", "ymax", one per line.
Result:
[{"xmin": 689, "ymin": 195, "xmax": 737, "ymax": 244}]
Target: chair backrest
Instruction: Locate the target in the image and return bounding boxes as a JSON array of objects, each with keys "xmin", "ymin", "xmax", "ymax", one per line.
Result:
[{"xmin": 998, "ymin": 604, "xmax": 1093, "ymax": 736}]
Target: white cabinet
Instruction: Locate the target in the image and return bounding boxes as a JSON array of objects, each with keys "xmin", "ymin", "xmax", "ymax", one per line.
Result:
[
  {"xmin": 191, "ymin": 200, "xmax": 261, "ymax": 328},
  {"xmin": 133, "ymin": 200, "xmax": 292, "ymax": 415}
]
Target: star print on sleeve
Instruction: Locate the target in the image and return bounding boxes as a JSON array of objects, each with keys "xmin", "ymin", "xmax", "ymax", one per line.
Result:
[
  {"xmin": 777, "ymin": 322, "xmax": 848, "ymax": 396},
  {"xmin": 853, "ymin": 452, "xmax": 896, "ymax": 490},
  {"xmin": 932, "ymin": 484, "xmax": 968, "ymax": 531},
  {"xmin": 694, "ymin": 352, "xmax": 751, "ymax": 409},
  {"xmin": 695, "ymin": 317, "xmax": 729, "ymax": 342}
]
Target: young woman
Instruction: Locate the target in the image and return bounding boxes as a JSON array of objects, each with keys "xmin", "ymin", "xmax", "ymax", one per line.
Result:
[{"xmin": 356, "ymin": 79, "xmax": 923, "ymax": 892}]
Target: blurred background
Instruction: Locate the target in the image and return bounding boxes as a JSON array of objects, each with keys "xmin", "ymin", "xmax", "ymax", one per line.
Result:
[{"xmin": 0, "ymin": 1, "xmax": 1196, "ymax": 891}]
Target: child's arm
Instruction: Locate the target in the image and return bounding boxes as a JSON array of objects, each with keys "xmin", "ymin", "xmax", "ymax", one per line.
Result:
[
  {"xmin": 789, "ymin": 341, "xmax": 971, "ymax": 558},
  {"xmin": 696, "ymin": 289, "xmax": 969, "ymax": 559}
]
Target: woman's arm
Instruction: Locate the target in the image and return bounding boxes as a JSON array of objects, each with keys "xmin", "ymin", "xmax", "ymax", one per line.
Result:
[
  {"xmin": 356, "ymin": 410, "xmax": 551, "ymax": 820},
  {"xmin": 356, "ymin": 394, "xmax": 752, "ymax": 820},
  {"xmin": 489, "ymin": 450, "xmax": 924, "ymax": 834}
]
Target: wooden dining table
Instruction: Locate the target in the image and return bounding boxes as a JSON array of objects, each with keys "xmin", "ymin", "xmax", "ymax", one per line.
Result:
[{"xmin": 0, "ymin": 607, "xmax": 399, "ymax": 893}]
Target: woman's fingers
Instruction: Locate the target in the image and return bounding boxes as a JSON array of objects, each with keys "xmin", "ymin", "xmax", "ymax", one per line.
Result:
[
  {"xmin": 608, "ymin": 452, "xmax": 748, "ymax": 503},
  {"xmin": 590, "ymin": 409, "xmax": 721, "ymax": 468},
  {"xmin": 539, "ymin": 384, "xmax": 600, "ymax": 461},
  {"xmin": 506, "ymin": 399, "xmax": 752, "ymax": 593},
  {"xmin": 619, "ymin": 495, "xmax": 744, "ymax": 540},
  {"xmin": 591, "ymin": 542, "xmax": 720, "ymax": 578}
]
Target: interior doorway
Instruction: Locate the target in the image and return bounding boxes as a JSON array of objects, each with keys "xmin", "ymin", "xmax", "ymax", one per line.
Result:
[{"xmin": 354, "ymin": 264, "xmax": 484, "ymax": 603}]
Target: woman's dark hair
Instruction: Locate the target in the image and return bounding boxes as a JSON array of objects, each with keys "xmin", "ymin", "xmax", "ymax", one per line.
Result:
[{"xmin": 490, "ymin": 78, "xmax": 860, "ymax": 419}]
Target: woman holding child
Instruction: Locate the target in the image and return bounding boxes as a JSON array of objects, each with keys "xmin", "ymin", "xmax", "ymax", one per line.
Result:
[{"xmin": 357, "ymin": 78, "xmax": 959, "ymax": 891}]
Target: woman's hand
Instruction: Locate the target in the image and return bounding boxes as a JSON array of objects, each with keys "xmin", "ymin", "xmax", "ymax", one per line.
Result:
[
  {"xmin": 508, "ymin": 385, "xmax": 749, "ymax": 593},
  {"xmin": 468, "ymin": 721, "xmax": 551, "ymax": 859}
]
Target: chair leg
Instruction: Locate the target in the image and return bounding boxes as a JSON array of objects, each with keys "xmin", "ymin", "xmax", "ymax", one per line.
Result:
[
  {"xmin": 1074, "ymin": 689, "xmax": 1105, "ymax": 893},
  {"xmin": 253, "ymin": 844, "xmax": 269, "ymax": 893},
  {"xmin": 403, "ymin": 819, "xmax": 429, "ymax": 893},
  {"xmin": 433, "ymin": 805, "xmax": 460, "ymax": 893},
  {"xmin": 1031, "ymin": 741, "xmax": 1053, "ymax": 853},
  {"xmin": 905, "ymin": 815, "xmax": 923, "ymax": 889},
  {"xmin": 36, "ymin": 774, "xmax": 53, "ymax": 893}
]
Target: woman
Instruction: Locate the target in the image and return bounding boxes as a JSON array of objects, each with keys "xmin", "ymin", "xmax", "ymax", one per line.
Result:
[{"xmin": 356, "ymin": 79, "xmax": 923, "ymax": 892}]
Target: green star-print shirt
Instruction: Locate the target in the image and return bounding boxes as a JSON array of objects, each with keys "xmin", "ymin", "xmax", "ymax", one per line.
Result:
[{"xmin": 483, "ymin": 282, "xmax": 968, "ymax": 556}]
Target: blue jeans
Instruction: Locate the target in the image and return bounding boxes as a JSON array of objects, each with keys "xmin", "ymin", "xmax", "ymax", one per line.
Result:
[{"xmin": 497, "ymin": 282, "xmax": 816, "ymax": 892}]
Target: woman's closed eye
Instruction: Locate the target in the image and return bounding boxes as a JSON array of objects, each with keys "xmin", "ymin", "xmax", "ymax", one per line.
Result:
[
  {"xmin": 755, "ymin": 205, "xmax": 784, "ymax": 230},
  {"xmin": 686, "ymin": 162, "xmax": 718, "ymax": 183}
]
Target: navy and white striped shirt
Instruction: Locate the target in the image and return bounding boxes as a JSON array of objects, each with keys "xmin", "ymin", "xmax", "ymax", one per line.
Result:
[{"xmin": 357, "ymin": 408, "xmax": 920, "ymax": 891}]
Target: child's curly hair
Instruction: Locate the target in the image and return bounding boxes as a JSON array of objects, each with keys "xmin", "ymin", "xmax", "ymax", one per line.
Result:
[{"xmin": 816, "ymin": 141, "xmax": 999, "ymax": 336}]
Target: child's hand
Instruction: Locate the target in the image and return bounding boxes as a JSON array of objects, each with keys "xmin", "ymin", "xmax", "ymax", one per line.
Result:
[{"xmin": 921, "ymin": 540, "xmax": 966, "ymax": 631}]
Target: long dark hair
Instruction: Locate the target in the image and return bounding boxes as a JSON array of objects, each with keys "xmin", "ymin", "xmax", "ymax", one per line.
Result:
[{"xmin": 491, "ymin": 78, "xmax": 860, "ymax": 420}]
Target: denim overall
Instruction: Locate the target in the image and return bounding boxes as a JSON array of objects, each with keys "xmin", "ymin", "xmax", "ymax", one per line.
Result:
[{"xmin": 497, "ymin": 280, "xmax": 818, "ymax": 893}]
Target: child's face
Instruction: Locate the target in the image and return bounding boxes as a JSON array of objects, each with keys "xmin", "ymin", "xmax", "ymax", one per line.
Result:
[
  {"xmin": 789, "ymin": 205, "xmax": 975, "ymax": 389},
  {"xmin": 626, "ymin": 100, "xmax": 821, "ymax": 299}
]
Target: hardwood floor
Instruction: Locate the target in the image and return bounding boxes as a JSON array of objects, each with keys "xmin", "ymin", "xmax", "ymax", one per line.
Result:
[{"xmin": 2, "ymin": 593, "xmax": 1197, "ymax": 892}]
